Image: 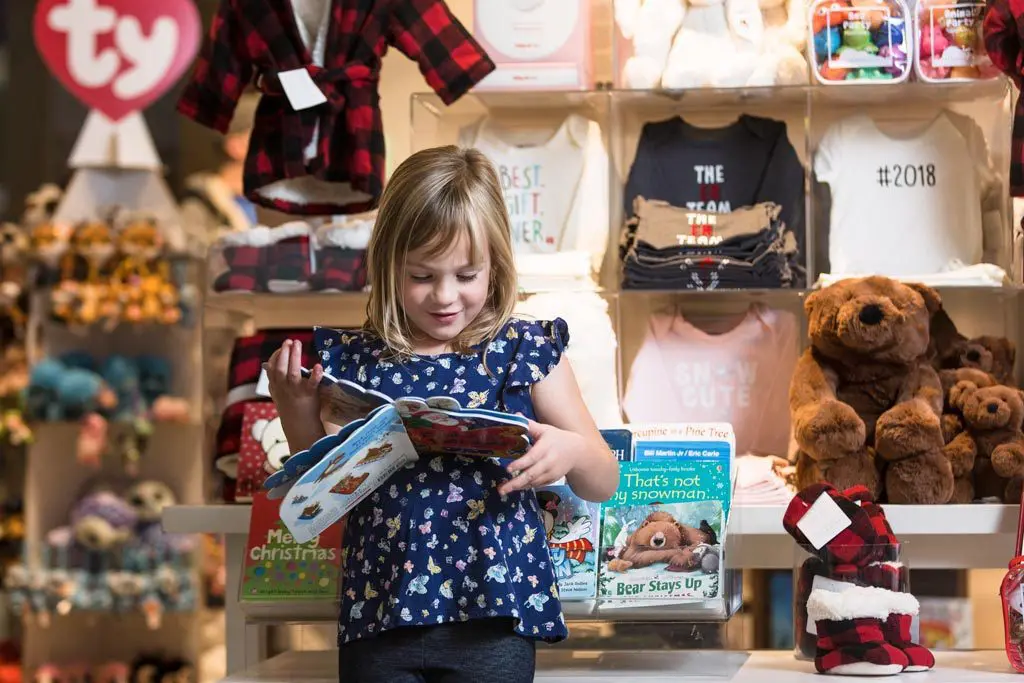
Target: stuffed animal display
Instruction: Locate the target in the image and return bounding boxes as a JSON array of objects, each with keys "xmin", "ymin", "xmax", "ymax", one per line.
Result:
[
  {"xmin": 809, "ymin": 0, "xmax": 911, "ymax": 83},
  {"xmin": 8, "ymin": 482, "xmax": 195, "ymax": 629},
  {"xmin": 616, "ymin": 0, "xmax": 808, "ymax": 89},
  {"xmin": 3, "ymin": 187, "xmax": 190, "ymax": 330},
  {"xmin": 914, "ymin": 0, "xmax": 999, "ymax": 81},
  {"xmin": 25, "ymin": 353, "xmax": 189, "ymax": 471},
  {"xmin": 791, "ymin": 275, "xmax": 1019, "ymax": 504},
  {"xmin": 30, "ymin": 656, "xmax": 194, "ymax": 683}
]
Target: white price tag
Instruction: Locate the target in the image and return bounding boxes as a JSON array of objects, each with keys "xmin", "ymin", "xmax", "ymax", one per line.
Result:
[
  {"xmin": 796, "ymin": 494, "xmax": 851, "ymax": 550},
  {"xmin": 256, "ymin": 369, "xmax": 272, "ymax": 398},
  {"xmin": 277, "ymin": 68, "xmax": 328, "ymax": 111}
]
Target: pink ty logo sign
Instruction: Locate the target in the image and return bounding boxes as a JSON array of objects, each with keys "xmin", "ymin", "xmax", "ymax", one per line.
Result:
[{"xmin": 34, "ymin": 0, "xmax": 201, "ymax": 122}]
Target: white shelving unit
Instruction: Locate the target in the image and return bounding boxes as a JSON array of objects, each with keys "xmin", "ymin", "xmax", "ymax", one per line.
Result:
[
  {"xmin": 162, "ymin": 501, "xmax": 1021, "ymax": 676},
  {"xmin": 219, "ymin": 649, "xmax": 1018, "ymax": 683},
  {"xmin": 172, "ymin": 71, "xmax": 1023, "ymax": 679}
]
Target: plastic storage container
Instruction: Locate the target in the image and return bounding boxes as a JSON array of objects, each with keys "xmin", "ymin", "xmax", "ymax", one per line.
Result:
[
  {"xmin": 1000, "ymin": 491, "xmax": 1024, "ymax": 672},
  {"xmin": 914, "ymin": 0, "xmax": 1000, "ymax": 82},
  {"xmin": 808, "ymin": 0, "xmax": 912, "ymax": 84},
  {"xmin": 793, "ymin": 542, "xmax": 912, "ymax": 661}
]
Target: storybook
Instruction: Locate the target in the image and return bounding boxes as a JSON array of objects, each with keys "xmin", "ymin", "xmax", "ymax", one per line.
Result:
[
  {"xmin": 597, "ymin": 423, "xmax": 734, "ymax": 606},
  {"xmin": 259, "ymin": 388, "xmax": 532, "ymax": 543},
  {"xmin": 241, "ymin": 491, "xmax": 344, "ymax": 603},
  {"xmin": 537, "ymin": 485, "xmax": 601, "ymax": 600}
]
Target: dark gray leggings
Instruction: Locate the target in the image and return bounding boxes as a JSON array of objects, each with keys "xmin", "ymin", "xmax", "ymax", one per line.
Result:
[{"xmin": 338, "ymin": 618, "xmax": 537, "ymax": 683}]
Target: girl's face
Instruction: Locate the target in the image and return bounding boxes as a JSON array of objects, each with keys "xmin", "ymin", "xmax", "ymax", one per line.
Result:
[{"xmin": 403, "ymin": 232, "xmax": 489, "ymax": 353}]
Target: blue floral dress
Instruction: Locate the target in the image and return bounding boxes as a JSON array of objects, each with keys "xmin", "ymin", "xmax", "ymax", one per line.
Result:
[{"xmin": 314, "ymin": 317, "xmax": 571, "ymax": 646}]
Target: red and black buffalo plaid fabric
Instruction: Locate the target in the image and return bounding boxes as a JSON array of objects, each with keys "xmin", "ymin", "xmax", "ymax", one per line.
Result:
[
  {"xmin": 215, "ymin": 329, "xmax": 315, "ymax": 502},
  {"xmin": 783, "ymin": 483, "xmax": 885, "ymax": 567},
  {"xmin": 178, "ymin": 0, "xmax": 495, "ymax": 216},
  {"xmin": 984, "ymin": 0, "xmax": 1024, "ymax": 195},
  {"xmin": 882, "ymin": 613, "xmax": 935, "ymax": 671},
  {"xmin": 310, "ymin": 248, "xmax": 367, "ymax": 291},
  {"xmin": 814, "ymin": 614, "xmax": 909, "ymax": 674}
]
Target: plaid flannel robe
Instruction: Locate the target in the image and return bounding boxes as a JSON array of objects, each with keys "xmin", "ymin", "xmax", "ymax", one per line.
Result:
[
  {"xmin": 984, "ymin": 0, "xmax": 1024, "ymax": 195},
  {"xmin": 178, "ymin": 0, "xmax": 495, "ymax": 216}
]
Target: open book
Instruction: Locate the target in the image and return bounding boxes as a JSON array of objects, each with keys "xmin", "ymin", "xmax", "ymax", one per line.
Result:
[{"xmin": 257, "ymin": 368, "xmax": 531, "ymax": 543}]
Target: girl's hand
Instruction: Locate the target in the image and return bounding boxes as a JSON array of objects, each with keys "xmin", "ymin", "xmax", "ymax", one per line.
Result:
[
  {"xmin": 263, "ymin": 339, "xmax": 323, "ymax": 419},
  {"xmin": 498, "ymin": 420, "xmax": 584, "ymax": 496}
]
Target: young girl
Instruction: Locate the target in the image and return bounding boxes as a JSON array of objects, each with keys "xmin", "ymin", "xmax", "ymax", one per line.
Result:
[{"xmin": 266, "ymin": 146, "xmax": 619, "ymax": 682}]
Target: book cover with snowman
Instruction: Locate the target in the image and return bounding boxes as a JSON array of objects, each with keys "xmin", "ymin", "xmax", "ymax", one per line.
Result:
[
  {"xmin": 536, "ymin": 484, "xmax": 600, "ymax": 600},
  {"xmin": 597, "ymin": 460, "xmax": 727, "ymax": 604}
]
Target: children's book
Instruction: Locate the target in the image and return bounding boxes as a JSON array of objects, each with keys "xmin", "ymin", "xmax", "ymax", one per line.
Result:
[
  {"xmin": 536, "ymin": 485, "xmax": 600, "ymax": 600},
  {"xmin": 241, "ymin": 491, "xmax": 344, "ymax": 603},
  {"xmin": 598, "ymin": 455, "xmax": 730, "ymax": 605},
  {"xmin": 601, "ymin": 429, "xmax": 633, "ymax": 462},
  {"xmin": 261, "ymin": 392, "xmax": 532, "ymax": 544}
]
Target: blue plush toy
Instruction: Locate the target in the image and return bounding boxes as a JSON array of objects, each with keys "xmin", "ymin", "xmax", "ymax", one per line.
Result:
[
  {"xmin": 135, "ymin": 355, "xmax": 173, "ymax": 407},
  {"xmin": 100, "ymin": 355, "xmax": 145, "ymax": 422},
  {"xmin": 58, "ymin": 368, "xmax": 110, "ymax": 420},
  {"xmin": 814, "ymin": 28, "xmax": 841, "ymax": 59},
  {"xmin": 26, "ymin": 359, "xmax": 64, "ymax": 421},
  {"xmin": 873, "ymin": 19, "xmax": 904, "ymax": 49}
]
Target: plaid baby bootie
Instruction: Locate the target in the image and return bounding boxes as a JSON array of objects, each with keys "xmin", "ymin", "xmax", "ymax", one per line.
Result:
[
  {"xmin": 310, "ymin": 248, "xmax": 367, "ymax": 291},
  {"xmin": 265, "ymin": 223, "xmax": 313, "ymax": 293},
  {"xmin": 807, "ymin": 586, "xmax": 909, "ymax": 676},
  {"xmin": 212, "ymin": 228, "xmax": 269, "ymax": 293},
  {"xmin": 783, "ymin": 483, "xmax": 883, "ymax": 567},
  {"xmin": 881, "ymin": 594, "xmax": 935, "ymax": 672}
]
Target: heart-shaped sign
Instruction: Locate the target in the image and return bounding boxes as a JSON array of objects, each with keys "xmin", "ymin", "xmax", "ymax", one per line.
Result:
[{"xmin": 34, "ymin": 0, "xmax": 201, "ymax": 122}]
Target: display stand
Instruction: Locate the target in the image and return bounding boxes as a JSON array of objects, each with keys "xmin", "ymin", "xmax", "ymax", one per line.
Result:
[
  {"xmin": 18, "ymin": 112, "xmax": 205, "ymax": 676},
  {"xmin": 163, "ymin": 69, "xmax": 1024, "ymax": 679}
]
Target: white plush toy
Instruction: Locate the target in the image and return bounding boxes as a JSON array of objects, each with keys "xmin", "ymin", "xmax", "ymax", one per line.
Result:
[
  {"xmin": 252, "ymin": 416, "xmax": 290, "ymax": 474},
  {"xmin": 620, "ymin": 0, "xmax": 807, "ymax": 88},
  {"xmin": 617, "ymin": 0, "xmax": 686, "ymax": 89}
]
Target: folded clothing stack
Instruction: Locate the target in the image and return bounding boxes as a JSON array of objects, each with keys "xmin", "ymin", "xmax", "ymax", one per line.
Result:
[
  {"xmin": 735, "ymin": 454, "xmax": 795, "ymax": 506},
  {"xmin": 620, "ymin": 198, "xmax": 804, "ymax": 290}
]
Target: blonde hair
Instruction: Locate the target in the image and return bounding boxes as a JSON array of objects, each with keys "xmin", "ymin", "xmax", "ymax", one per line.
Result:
[{"xmin": 364, "ymin": 146, "xmax": 518, "ymax": 357}]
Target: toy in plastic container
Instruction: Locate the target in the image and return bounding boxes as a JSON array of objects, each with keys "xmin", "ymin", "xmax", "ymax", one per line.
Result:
[
  {"xmin": 1001, "ymin": 489, "xmax": 1024, "ymax": 672},
  {"xmin": 914, "ymin": 0, "xmax": 999, "ymax": 82},
  {"xmin": 809, "ymin": 0, "xmax": 911, "ymax": 83}
]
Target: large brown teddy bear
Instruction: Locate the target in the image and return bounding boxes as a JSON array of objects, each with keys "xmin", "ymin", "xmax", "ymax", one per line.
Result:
[
  {"xmin": 790, "ymin": 276, "xmax": 953, "ymax": 504},
  {"xmin": 945, "ymin": 378, "xmax": 1024, "ymax": 503},
  {"xmin": 607, "ymin": 511, "xmax": 717, "ymax": 573}
]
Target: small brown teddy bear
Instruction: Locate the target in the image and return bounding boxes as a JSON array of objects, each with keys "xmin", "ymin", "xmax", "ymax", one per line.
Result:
[
  {"xmin": 938, "ymin": 368, "xmax": 995, "ymax": 503},
  {"xmin": 607, "ymin": 511, "xmax": 716, "ymax": 573},
  {"xmin": 790, "ymin": 276, "xmax": 953, "ymax": 504},
  {"xmin": 945, "ymin": 378, "xmax": 1024, "ymax": 503},
  {"xmin": 938, "ymin": 333, "xmax": 1016, "ymax": 387}
]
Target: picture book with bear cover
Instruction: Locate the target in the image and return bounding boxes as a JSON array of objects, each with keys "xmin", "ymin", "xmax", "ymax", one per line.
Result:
[
  {"xmin": 597, "ymin": 424, "xmax": 733, "ymax": 605},
  {"xmin": 259, "ymin": 388, "xmax": 532, "ymax": 544}
]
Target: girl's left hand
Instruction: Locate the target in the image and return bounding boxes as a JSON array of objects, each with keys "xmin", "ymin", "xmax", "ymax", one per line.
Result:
[{"xmin": 498, "ymin": 420, "xmax": 584, "ymax": 496}]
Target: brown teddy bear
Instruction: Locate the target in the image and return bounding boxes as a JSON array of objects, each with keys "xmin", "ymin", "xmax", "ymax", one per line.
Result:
[
  {"xmin": 606, "ymin": 511, "xmax": 716, "ymax": 573},
  {"xmin": 790, "ymin": 276, "xmax": 953, "ymax": 504},
  {"xmin": 938, "ymin": 333, "xmax": 1016, "ymax": 387},
  {"xmin": 945, "ymin": 378, "xmax": 1024, "ymax": 503},
  {"xmin": 938, "ymin": 368, "xmax": 995, "ymax": 503}
]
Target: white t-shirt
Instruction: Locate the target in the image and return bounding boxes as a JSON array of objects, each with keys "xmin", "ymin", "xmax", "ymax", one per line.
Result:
[
  {"xmin": 459, "ymin": 114, "xmax": 609, "ymax": 289},
  {"xmin": 815, "ymin": 113, "xmax": 984, "ymax": 276}
]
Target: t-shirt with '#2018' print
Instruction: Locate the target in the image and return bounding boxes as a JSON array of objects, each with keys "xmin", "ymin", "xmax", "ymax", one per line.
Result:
[{"xmin": 314, "ymin": 318, "xmax": 571, "ymax": 645}]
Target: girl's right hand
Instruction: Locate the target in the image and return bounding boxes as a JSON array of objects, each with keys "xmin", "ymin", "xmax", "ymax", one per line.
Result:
[{"xmin": 264, "ymin": 339, "xmax": 324, "ymax": 418}]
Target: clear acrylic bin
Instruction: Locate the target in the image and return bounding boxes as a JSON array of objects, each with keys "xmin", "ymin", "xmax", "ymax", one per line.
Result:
[
  {"xmin": 809, "ymin": 0, "xmax": 911, "ymax": 84},
  {"xmin": 914, "ymin": 0, "xmax": 1000, "ymax": 82},
  {"xmin": 793, "ymin": 542, "xmax": 911, "ymax": 661}
]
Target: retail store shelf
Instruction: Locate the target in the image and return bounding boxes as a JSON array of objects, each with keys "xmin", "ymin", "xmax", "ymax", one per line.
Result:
[
  {"xmin": 728, "ymin": 504, "xmax": 1018, "ymax": 570},
  {"xmin": 204, "ymin": 292, "xmax": 370, "ymax": 329},
  {"xmin": 220, "ymin": 649, "xmax": 1016, "ymax": 683},
  {"xmin": 165, "ymin": 503, "xmax": 1020, "ymax": 570},
  {"xmin": 163, "ymin": 504, "xmax": 252, "ymax": 535}
]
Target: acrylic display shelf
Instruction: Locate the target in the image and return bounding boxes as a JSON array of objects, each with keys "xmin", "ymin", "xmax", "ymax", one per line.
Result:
[{"xmin": 218, "ymin": 649, "xmax": 1017, "ymax": 682}]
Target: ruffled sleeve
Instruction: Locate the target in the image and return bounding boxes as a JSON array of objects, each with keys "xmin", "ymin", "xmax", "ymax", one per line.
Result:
[
  {"xmin": 312, "ymin": 326, "xmax": 372, "ymax": 383},
  {"xmin": 501, "ymin": 317, "xmax": 570, "ymax": 418}
]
